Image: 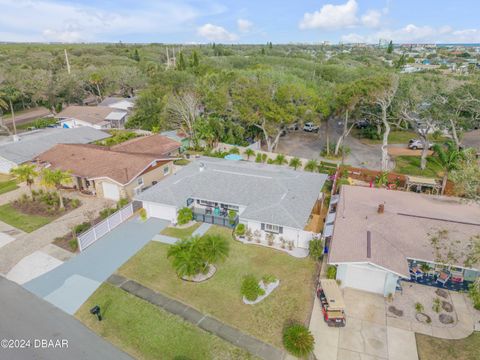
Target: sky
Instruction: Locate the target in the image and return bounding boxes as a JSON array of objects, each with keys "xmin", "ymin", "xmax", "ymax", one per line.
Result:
[{"xmin": 1, "ymin": 0, "xmax": 480, "ymax": 44}]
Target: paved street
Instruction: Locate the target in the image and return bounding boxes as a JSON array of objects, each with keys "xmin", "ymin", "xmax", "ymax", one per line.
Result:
[
  {"xmin": 24, "ymin": 217, "xmax": 168, "ymax": 314},
  {"xmin": 0, "ymin": 277, "xmax": 132, "ymax": 360}
]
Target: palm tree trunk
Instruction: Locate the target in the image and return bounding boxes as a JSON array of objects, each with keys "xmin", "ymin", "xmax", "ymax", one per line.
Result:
[
  {"xmin": 441, "ymin": 173, "xmax": 448, "ymax": 195},
  {"xmin": 58, "ymin": 189, "xmax": 65, "ymax": 209},
  {"xmin": 9, "ymin": 99, "xmax": 17, "ymax": 135}
]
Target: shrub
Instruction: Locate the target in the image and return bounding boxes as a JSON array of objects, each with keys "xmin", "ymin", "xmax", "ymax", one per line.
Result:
[
  {"xmin": 177, "ymin": 207, "xmax": 193, "ymax": 225},
  {"xmin": 228, "ymin": 209, "xmax": 237, "ymax": 225},
  {"xmin": 100, "ymin": 207, "xmax": 116, "ymax": 219},
  {"xmin": 70, "ymin": 198, "xmax": 81, "ymax": 208},
  {"xmin": 309, "ymin": 238, "xmax": 323, "ymax": 260},
  {"xmin": 255, "ymin": 153, "xmax": 262, "ymax": 163},
  {"xmin": 326, "ymin": 265, "xmax": 337, "ymax": 279},
  {"xmin": 304, "ymin": 159, "xmax": 318, "ymax": 172},
  {"xmin": 261, "ymin": 153, "xmax": 267, "ymax": 163},
  {"xmin": 139, "ymin": 208, "xmax": 147, "ymax": 221},
  {"xmin": 415, "ymin": 302, "xmax": 424, "ymax": 313},
  {"xmin": 69, "ymin": 238, "xmax": 79, "ymax": 252},
  {"xmin": 174, "ymin": 159, "xmax": 190, "ymax": 166},
  {"xmin": 274, "ymin": 154, "xmax": 287, "ymax": 165},
  {"xmin": 267, "ymin": 158, "xmax": 274, "ymax": 164},
  {"xmin": 266, "ymin": 232, "xmax": 275, "ymax": 246},
  {"xmin": 245, "ymin": 228, "xmax": 253, "ymax": 241},
  {"xmin": 432, "ymin": 297, "xmax": 441, "ymax": 313},
  {"xmin": 262, "ymin": 274, "xmax": 277, "ymax": 285},
  {"xmin": 282, "ymin": 323, "xmax": 315, "ymax": 357},
  {"xmin": 73, "ymin": 222, "xmax": 91, "ymax": 235},
  {"xmin": 229, "ymin": 147, "xmax": 240, "ymax": 154},
  {"xmin": 359, "ymin": 125, "xmax": 381, "ymax": 140},
  {"xmin": 117, "ymin": 198, "xmax": 129, "ymax": 209},
  {"xmin": 241, "ymin": 274, "xmax": 265, "ymax": 301},
  {"xmin": 235, "ymin": 223, "xmax": 246, "ymax": 236}
]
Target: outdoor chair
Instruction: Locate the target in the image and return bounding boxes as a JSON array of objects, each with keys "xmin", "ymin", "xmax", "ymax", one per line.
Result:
[{"xmin": 436, "ymin": 271, "xmax": 451, "ymax": 287}]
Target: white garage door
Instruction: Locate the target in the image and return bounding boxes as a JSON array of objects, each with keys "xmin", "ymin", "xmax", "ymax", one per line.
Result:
[
  {"xmin": 343, "ymin": 264, "xmax": 387, "ymax": 295},
  {"xmin": 102, "ymin": 182, "xmax": 120, "ymax": 201},
  {"xmin": 146, "ymin": 202, "xmax": 177, "ymax": 222}
]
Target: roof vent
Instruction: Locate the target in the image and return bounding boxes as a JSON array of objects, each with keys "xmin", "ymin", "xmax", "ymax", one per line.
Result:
[
  {"xmin": 367, "ymin": 231, "xmax": 372, "ymax": 258},
  {"xmin": 377, "ymin": 203, "xmax": 384, "ymax": 214}
]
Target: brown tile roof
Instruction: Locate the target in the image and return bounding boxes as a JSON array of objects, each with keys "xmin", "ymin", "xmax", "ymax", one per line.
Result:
[
  {"xmin": 37, "ymin": 144, "xmax": 170, "ymax": 185},
  {"xmin": 328, "ymin": 185, "xmax": 480, "ymax": 277},
  {"xmin": 56, "ymin": 106, "xmax": 126, "ymax": 125},
  {"xmin": 111, "ymin": 135, "xmax": 181, "ymax": 157}
]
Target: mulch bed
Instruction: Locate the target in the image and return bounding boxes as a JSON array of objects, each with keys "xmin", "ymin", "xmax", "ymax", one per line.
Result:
[{"xmin": 12, "ymin": 194, "xmax": 79, "ymax": 217}]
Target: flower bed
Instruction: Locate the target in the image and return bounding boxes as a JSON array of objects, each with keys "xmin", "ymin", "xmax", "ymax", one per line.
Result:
[{"xmin": 243, "ymin": 279, "xmax": 280, "ymax": 305}]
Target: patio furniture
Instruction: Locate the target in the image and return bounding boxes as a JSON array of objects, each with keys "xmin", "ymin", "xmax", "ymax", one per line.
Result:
[
  {"xmin": 436, "ymin": 271, "xmax": 451, "ymax": 287},
  {"xmin": 409, "ymin": 266, "xmax": 423, "ymax": 280}
]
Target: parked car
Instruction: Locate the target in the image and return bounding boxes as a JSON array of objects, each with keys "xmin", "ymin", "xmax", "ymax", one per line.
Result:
[
  {"xmin": 354, "ymin": 119, "xmax": 370, "ymax": 129},
  {"xmin": 408, "ymin": 139, "xmax": 433, "ymax": 150},
  {"xmin": 316, "ymin": 279, "xmax": 346, "ymax": 327},
  {"xmin": 303, "ymin": 122, "xmax": 319, "ymax": 133}
]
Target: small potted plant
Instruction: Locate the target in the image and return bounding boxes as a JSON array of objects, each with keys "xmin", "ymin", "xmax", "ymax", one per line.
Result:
[
  {"xmin": 245, "ymin": 228, "xmax": 253, "ymax": 242},
  {"xmin": 254, "ymin": 230, "xmax": 261, "ymax": 243},
  {"xmin": 266, "ymin": 232, "xmax": 275, "ymax": 246},
  {"xmin": 235, "ymin": 223, "xmax": 246, "ymax": 239},
  {"xmin": 280, "ymin": 236, "xmax": 286, "ymax": 249}
]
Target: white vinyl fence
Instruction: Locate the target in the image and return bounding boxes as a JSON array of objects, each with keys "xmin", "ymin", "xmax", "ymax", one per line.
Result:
[{"xmin": 77, "ymin": 203, "xmax": 134, "ymax": 252}]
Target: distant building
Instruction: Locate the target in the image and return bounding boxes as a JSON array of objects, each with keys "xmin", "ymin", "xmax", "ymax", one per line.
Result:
[{"xmin": 56, "ymin": 106, "xmax": 128, "ymax": 129}]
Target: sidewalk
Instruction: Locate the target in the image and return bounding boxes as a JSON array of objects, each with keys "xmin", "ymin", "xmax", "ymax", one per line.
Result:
[{"xmin": 107, "ymin": 274, "xmax": 287, "ymax": 360}]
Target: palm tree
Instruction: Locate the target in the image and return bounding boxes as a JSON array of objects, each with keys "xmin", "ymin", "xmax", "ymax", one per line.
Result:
[
  {"xmin": 289, "ymin": 157, "xmax": 302, "ymax": 170},
  {"xmin": 432, "ymin": 142, "xmax": 463, "ymax": 194},
  {"xmin": 40, "ymin": 168, "xmax": 73, "ymax": 209},
  {"xmin": 200, "ymin": 234, "xmax": 230, "ymax": 265},
  {"xmin": 0, "ymin": 86, "xmax": 20, "ymax": 135},
  {"xmin": 304, "ymin": 159, "xmax": 318, "ymax": 172},
  {"xmin": 10, "ymin": 164, "xmax": 38, "ymax": 196},
  {"xmin": 274, "ymin": 154, "xmax": 287, "ymax": 165},
  {"xmin": 244, "ymin": 148, "xmax": 255, "ymax": 160}
]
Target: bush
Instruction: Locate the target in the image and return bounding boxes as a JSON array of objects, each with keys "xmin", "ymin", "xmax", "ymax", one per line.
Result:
[
  {"xmin": 117, "ymin": 198, "xmax": 129, "ymax": 209},
  {"xmin": 139, "ymin": 208, "xmax": 147, "ymax": 221},
  {"xmin": 235, "ymin": 223, "xmax": 246, "ymax": 236},
  {"xmin": 228, "ymin": 209, "xmax": 237, "ymax": 225},
  {"xmin": 326, "ymin": 265, "xmax": 337, "ymax": 279},
  {"xmin": 73, "ymin": 222, "xmax": 91, "ymax": 235},
  {"xmin": 174, "ymin": 159, "xmax": 190, "ymax": 166},
  {"xmin": 309, "ymin": 238, "xmax": 323, "ymax": 260},
  {"xmin": 415, "ymin": 302, "xmax": 424, "ymax": 313},
  {"xmin": 69, "ymin": 238, "xmax": 78, "ymax": 251},
  {"xmin": 241, "ymin": 274, "xmax": 265, "ymax": 301},
  {"xmin": 359, "ymin": 125, "xmax": 381, "ymax": 140},
  {"xmin": 262, "ymin": 274, "xmax": 277, "ymax": 285},
  {"xmin": 177, "ymin": 207, "xmax": 193, "ymax": 225},
  {"xmin": 100, "ymin": 207, "xmax": 116, "ymax": 219},
  {"xmin": 70, "ymin": 198, "xmax": 81, "ymax": 208},
  {"xmin": 229, "ymin": 147, "xmax": 240, "ymax": 154},
  {"xmin": 468, "ymin": 283, "xmax": 480, "ymax": 310},
  {"xmin": 282, "ymin": 323, "xmax": 315, "ymax": 357},
  {"xmin": 255, "ymin": 153, "xmax": 262, "ymax": 163}
]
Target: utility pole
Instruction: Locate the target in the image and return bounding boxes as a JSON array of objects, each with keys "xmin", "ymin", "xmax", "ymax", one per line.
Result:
[{"xmin": 64, "ymin": 49, "xmax": 71, "ymax": 75}]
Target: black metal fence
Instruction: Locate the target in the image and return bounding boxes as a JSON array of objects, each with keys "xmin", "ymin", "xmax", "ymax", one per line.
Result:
[{"xmin": 193, "ymin": 212, "xmax": 238, "ymax": 228}]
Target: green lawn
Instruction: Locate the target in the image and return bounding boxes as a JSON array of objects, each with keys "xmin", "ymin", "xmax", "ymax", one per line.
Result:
[
  {"xmin": 118, "ymin": 226, "xmax": 317, "ymax": 347},
  {"xmin": 0, "ymin": 179, "xmax": 18, "ymax": 195},
  {"xmin": 76, "ymin": 283, "xmax": 253, "ymax": 360},
  {"xmin": 160, "ymin": 222, "xmax": 201, "ymax": 239},
  {"xmin": 0, "ymin": 203, "xmax": 55, "ymax": 232},
  {"xmin": 416, "ymin": 333, "xmax": 480, "ymax": 360},
  {"xmin": 393, "ymin": 155, "xmax": 443, "ymax": 178}
]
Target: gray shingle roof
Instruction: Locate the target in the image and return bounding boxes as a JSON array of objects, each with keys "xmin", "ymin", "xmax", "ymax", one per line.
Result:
[
  {"xmin": 0, "ymin": 127, "xmax": 110, "ymax": 165},
  {"xmin": 136, "ymin": 157, "xmax": 327, "ymax": 229}
]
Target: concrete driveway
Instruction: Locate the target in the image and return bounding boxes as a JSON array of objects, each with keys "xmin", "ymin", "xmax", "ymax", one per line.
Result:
[
  {"xmin": 23, "ymin": 217, "xmax": 168, "ymax": 314},
  {"xmin": 310, "ymin": 288, "xmax": 418, "ymax": 360}
]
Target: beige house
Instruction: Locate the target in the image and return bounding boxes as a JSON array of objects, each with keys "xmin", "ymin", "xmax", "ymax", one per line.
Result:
[{"xmin": 36, "ymin": 143, "xmax": 176, "ymax": 201}]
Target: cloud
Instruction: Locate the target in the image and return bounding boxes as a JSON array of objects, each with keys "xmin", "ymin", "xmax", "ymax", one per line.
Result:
[
  {"xmin": 299, "ymin": 0, "xmax": 358, "ymax": 30},
  {"xmin": 197, "ymin": 24, "xmax": 238, "ymax": 42},
  {"xmin": 0, "ymin": 0, "xmax": 221, "ymax": 42},
  {"xmin": 361, "ymin": 10, "xmax": 382, "ymax": 28},
  {"xmin": 342, "ymin": 24, "xmax": 480, "ymax": 43},
  {"xmin": 237, "ymin": 19, "xmax": 253, "ymax": 33}
]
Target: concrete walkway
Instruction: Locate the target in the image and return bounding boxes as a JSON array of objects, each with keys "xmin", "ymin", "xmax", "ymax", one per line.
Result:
[
  {"xmin": 0, "ymin": 193, "xmax": 112, "ymax": 275},
  {"xmin": 23, "ymin": 217, "xmax": 168, "ymax": 314},
  {"xmin": 107, "ymin": 274, "xmax": 286, "ymax": 360},
  {"xmin": 152, "ymin": 234, "xmax": 178, "ymax": 244},
  {"xmin": 192, "ymin": 222, "xmax": 212, "ymax": 236}
]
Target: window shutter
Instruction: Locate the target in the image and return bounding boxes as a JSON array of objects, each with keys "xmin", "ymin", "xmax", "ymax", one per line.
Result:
[
  {"xmin": 279, "ymin": 226, "xmax": 283, "ymax": 234},
  {"xmin": 261, "ymin": 223, "xmax": 265, "ymax": 230}
]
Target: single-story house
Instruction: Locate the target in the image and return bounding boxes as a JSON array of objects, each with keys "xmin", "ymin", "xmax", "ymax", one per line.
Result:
[
  {"xmin": 36, "ymin": 144, "xmax": 175, "ymax": 201},
  {"xmin": 0, "ymin": 127, "xmax": 110, "ymax": 174},
  {"xmin": 56, "ymin": 106, "xmax": 128, "ymax": 129},
  {"xmin": 98, "ymin": 97, "xmax": 135, "ymax": 112},
  {"xmin": 111, "ymin": 134, "xmax": 181, "ymax": 157},
  {"xmin": 136, "ymin": 157, "xmax": 327, "ymax": 251},
  {"xmin": 160, "ymin": 130, "xmax": 190, "ymax": 152},
  {"xmin": 328, "ymin": 185, "xmax": 480, "ymax": 297}
]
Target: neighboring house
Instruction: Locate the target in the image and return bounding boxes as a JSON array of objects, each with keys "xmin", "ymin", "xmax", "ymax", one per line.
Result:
[
  {"xmin": 136, "ymin": 157, "xmax": 327, "ymax": 251},
  {"xmin": 111, "ymin": 134, "xmax": 181, "ymax": 157},
  {"xmin": 327, "ymin": 185, "xmax": 480, "ymax": 297},
  {"xmin": 98, "ymin": 97, "xmax": 135, "ymax": 112},
  {"xmin": 160, "ymin": 130, "xmax": 190, "ymax": 152},
  {"xmin": 0, "ymin": 127, "xmax": 110, "ymax": 174},
  {"xmin": 56, "ymin": 106, "xmax": 128, "ymax": 129},
  {"xmin": 36, "ymin": 144, "xmax": 175, "ymax": 201}
]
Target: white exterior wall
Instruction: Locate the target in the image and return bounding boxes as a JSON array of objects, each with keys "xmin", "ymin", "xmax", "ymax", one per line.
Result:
[
  {"xmin": 243, "ymin": 219, "xmax": 313, "ymax": 249},
  {"xmin": 0, "ymin": 156, "xmax": 16, "ymax": 174},
  {"xmin": 143, "ymin": 201, "xmax": 178, "ymax": 222}
]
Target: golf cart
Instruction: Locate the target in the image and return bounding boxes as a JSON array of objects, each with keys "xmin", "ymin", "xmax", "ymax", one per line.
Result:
[{"xmin": 316, "ymin": 279, "xmax": 346, "ymax": 327}]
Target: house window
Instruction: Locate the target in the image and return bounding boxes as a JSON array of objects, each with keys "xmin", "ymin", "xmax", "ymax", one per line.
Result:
[
  {"xmin": 261, "ymin": 223, "xmax": 283, "ymax": 234},
  {"xmin": 163, "ymin": 166, "xmax": 170, "ymax": 175},
  {"xmin": 137, "ymin": 177, "xmax": 144, "ymax": 186}
]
